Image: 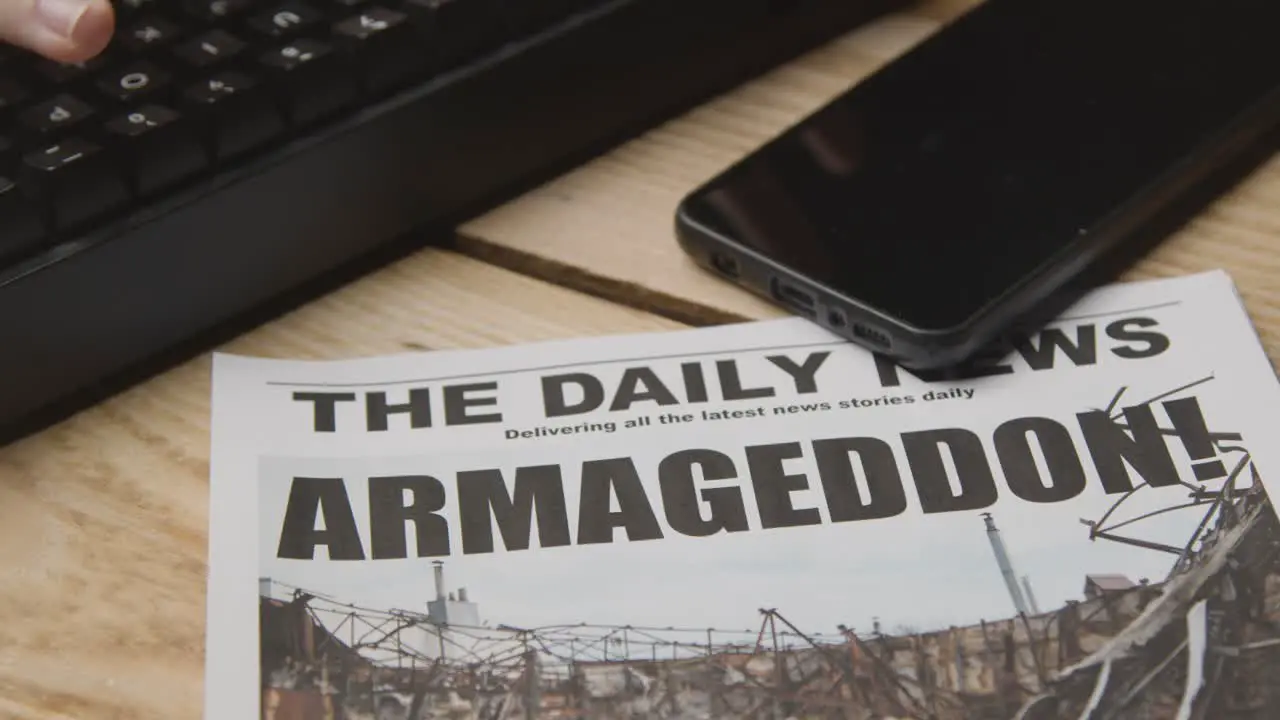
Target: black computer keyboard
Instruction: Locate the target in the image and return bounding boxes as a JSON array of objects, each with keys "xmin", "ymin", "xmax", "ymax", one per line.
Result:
[{"xmin": 0, "ymin": 0, "xmax": 907, "ymax": 440}]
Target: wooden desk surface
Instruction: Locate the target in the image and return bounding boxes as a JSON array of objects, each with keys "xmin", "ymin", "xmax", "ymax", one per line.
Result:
[{"xmin": 1, "ymin": 1, "xmax": 1276, "ymax": 717}]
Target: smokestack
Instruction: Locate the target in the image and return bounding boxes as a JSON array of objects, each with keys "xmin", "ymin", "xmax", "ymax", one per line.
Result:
[
  {"xmin": 982, "ymin": 513, "xmax": 1031, "ymax": 616},
  {"xmin": 458, "ymin": 587, "xmax": 469, "ymax": 603},
  {"xmin": 1022, "ymin": 575, "xmax": 1042, "ymax": 615},
  {"xmin": 433, "ymin": 560, "xmax": 446, "ymax": 601}
]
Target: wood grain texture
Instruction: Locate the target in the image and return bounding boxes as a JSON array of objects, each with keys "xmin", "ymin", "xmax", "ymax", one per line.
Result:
[
  {"xmin": 0, "ymin": 249, "xmax": 682, "ymax": 720},
  {"xmin": 458, "ymin": 0, "xmax": 1280, "ymax": 359}
]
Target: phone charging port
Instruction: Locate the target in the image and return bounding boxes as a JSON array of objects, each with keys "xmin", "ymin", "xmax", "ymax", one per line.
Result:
[
  {"xmin": 853, "ymin": 322, "xmax": 892, "ymax": 349},
  {"xmin": 771, "ymin": 277, "xmax": 816, "ymax": 317}
]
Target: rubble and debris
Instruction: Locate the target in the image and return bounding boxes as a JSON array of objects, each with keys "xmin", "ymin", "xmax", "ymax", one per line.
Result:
[{"xmin": 259, "ymin": 385, "xmax": 1280, "ymax": 719}]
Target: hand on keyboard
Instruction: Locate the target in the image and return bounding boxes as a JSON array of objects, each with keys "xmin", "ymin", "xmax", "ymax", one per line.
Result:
[{"xmin": 0, "ymin": 0, "xmax": 114, "ymax": 63}]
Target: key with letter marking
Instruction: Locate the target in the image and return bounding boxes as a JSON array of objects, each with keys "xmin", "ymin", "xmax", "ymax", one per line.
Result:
[
  {"xmin": 18, "ymin": 94, "xmax": 95, "ymax": 138},
  {"xmin": 333, "ymin": 7, "xmax": 425, "ymax": 93},
  {"xmin": 104, "ymin": 105, "xmax": 208, "ymax": 196},
  {"xmin": 181, "ymin": 72, "xmax": 286, "ymax": 158},
  {"xmin": 173, "ymin": 30, "xmax": 248, "ymax": 69},
  {"xmin": 249, "ymin": 3, "xmax": 325, "ymax": 38},
  {"xmin": 21, "ymin": 138, "xmax": 130, "ymax": 231},
  {"xmin": 258, "ymin": 38, "xmax": 355, "ymax": 124},
  {"xmin": 96, "ymin": 61, "xmax": 172, "ymax": 104}
]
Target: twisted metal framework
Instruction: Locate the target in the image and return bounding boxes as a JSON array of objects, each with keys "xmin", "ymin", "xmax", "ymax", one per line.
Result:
[
  {"xmin": 267, "ymin": 578, "xmax": 849, "ymax": 674},
  {"xmin": 262, "ymin": 585, "xmax": 888, "ymax": 719},
  {"xmin": 261, "ymin": 377, "xmax": 1280, "ymax": 719},
  {"xmin": 1014, "ymin": 377, "xmax": 1280, "ymax": 719}
]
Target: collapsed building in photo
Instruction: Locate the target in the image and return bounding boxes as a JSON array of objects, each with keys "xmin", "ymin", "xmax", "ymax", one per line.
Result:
[{"xmin": 259, "ymin": 455, "xmax": 1280, "ymax": 720}]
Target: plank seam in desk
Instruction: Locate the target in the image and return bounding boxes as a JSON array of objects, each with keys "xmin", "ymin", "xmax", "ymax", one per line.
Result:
[{"xmin": 452, "ymin": 232, "xmax": 752, "ymax": 327}]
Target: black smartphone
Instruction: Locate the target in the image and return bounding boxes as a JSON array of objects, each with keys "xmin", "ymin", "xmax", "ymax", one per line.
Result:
[{"xmin": 675, "ymin": 0, "xmax": 1280, "ymax": 370}]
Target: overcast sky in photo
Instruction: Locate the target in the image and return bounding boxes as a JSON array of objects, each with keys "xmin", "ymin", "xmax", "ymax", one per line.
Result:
[{"xmin": 259, "ymin": 452, "xmax": 1223, "ymax": 640}]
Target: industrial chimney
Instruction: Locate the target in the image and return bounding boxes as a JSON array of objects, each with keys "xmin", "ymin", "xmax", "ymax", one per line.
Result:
[
  {"xmin": 1022, "ymin": 575, "xmax": 1043, "ymax": 614},
  {"xmin": 982, "ymin": 513, "xmax": 1031, "ymax": 616},
  {"xmin": 433, "ymin": 560, "xmax": 446, "ymax": 602}
]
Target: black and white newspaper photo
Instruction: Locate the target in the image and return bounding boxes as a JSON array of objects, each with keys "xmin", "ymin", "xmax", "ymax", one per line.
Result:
[{"xmin": 205, "ymin": 270, "xmax": 1280, "ymax": 720}]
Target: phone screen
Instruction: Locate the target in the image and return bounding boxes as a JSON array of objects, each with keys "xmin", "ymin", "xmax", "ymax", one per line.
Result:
[{"xmin": 678, "ymin": 0, "xmax": 1279, "ymax": 333}]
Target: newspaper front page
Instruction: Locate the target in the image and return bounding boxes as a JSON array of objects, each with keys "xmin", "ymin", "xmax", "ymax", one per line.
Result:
[{"xmin": 206, "ymin": 270, "xmax": 1280, "ymax": 720}]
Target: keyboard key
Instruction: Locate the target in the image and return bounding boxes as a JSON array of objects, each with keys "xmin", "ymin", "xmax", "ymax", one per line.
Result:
[
  {"xmin": 173, "ymin": 30, "xmax": 248, "ymax": 69},
  {"xmin": 183, "ymin": 0, "xmax": 258, "ymax": 21},
  {"xmin": 402, "ymin": 0, "xmax": 503, "ymax": 65},
  {"xmin": 104, "ymin": 105, "xmax": 208, "ymax": 195},
  {"xmin": 31, "ymin": 61, "xmax": 89, "ymax": 85},
  {"xmin": 116, "ymin": 0, "xmax": 163, "ymax": 17},
  {"xmin": 96, "ymin": 61, "xmax": 171, "ymax": 103},
  {"xmin": 0, "ymin": 77, "xmax": 28, "ymax": 113},
  {"xmin": 248, "ymin": 3, "xmax": 325, "ymax": 38},
  {"xmin": 181, "ymin": 72, "xmax": 285, "ymax": 158},
  {"xmin": 258, "ymin": 39, "xmax": 356, "ymax": 124},
  {"xmin": 18, "ymin": 94, "xmax": 95, "ymax": 137},
  {"xmin": 31, "ymin": 53, "xmax": 112, "ymax": 84},
  {"xmin": 0, "ymin": 177, "xmax": 46, "ymax": 263},
  {"xmin": 21, "ymin": 138, "xmax": 130, "ymax": 231},
  {"xmin": 334, "ymin": 6, "xmax": 407, "ymax": 38},
  {"xmin": 333, "ymin": 7, "xmax": 425, "ymax": 93},
  {"xmin": 120, "ymin": 17, "xmax": 185, "ymax": 52}
]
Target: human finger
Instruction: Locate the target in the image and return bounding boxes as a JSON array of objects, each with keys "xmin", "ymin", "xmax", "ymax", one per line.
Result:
[{"xmin": 0, "ymin": 0, "xmax": 114, "ymax": 64}]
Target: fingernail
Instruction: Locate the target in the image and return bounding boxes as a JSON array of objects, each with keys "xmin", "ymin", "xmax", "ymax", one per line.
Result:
[{"xmin": 34, "ymin": 0, "xmax": 94, "ymax": 40}]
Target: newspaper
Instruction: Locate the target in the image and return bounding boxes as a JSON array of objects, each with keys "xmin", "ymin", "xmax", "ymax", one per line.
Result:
[{"xmin": 206, "ymin": 269, "xmax": 1280, "ymax": 720}]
